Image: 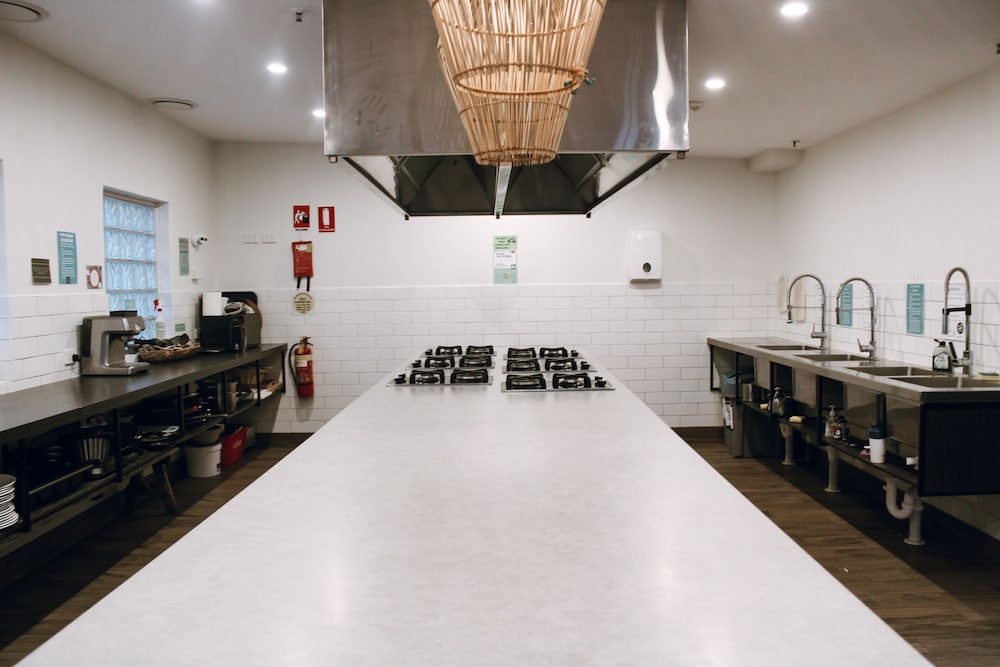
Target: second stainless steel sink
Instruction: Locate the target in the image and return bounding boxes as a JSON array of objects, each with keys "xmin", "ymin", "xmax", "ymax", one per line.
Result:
[
  {"xmin": 797, "ymin": 353, "xmax": 868, "ymax": 362},
  {"xmin": 757, "ymin": 344, "xmax": 821, "ymax": 351},
  {"xmin": 896, "ymin": 376, "xmax": 999, "ymax": 389},
  {"xmin": 849, "ymin": 366, "xmax": 939, "ymax": 377}
]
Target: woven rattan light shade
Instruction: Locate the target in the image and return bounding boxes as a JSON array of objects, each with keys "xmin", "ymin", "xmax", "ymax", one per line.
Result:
[{"xmin": 430, "ymin": 0, "xmax": 606, "ymax": 167}]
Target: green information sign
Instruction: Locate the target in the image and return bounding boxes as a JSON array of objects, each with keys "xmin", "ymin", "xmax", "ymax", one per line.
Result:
[
  {"xmin": 838, "ymin": 284, "xmax": 853, "ymax": 327},
  {"xmin": 906, "ymin": 283, "xmax": 924, "ymax": 335},
  {"xmin": 179, "ymin": 237, "xmax": 190, "ymax": 276},
  {"xmin": 57, "ymin": 231, "xmax": 77, "ymax": 285},
  {"xmin": 493, "ymin": 235, "xmax": 517, "ymax": 284}
]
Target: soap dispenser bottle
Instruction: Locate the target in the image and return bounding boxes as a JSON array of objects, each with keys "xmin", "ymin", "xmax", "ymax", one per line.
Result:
[{"xmin": 932, "ymin": 339, "xmax": 952, "ymax": 372}]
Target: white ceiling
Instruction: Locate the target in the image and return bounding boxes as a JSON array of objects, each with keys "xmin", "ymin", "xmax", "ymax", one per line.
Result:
[{"xmin": 1, "ymin": 0, "xmax": 997, "ymax": 159}]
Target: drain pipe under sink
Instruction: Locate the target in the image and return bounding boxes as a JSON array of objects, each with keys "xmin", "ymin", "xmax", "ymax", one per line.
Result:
[{"xmin": 885, "ymin": 480, "xmax": 925, "ymax": 546}]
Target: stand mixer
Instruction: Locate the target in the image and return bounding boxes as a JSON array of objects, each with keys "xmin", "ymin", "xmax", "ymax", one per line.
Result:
[{"xmin": 80, "ymin": 315, "xmax": 151, "ymax": 376}]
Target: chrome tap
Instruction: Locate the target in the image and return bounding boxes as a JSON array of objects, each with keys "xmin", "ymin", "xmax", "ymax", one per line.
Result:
[
  {"xmin": 786, "ymin": 274, "xmax": 828, "ymax": 350},
  {"xmin": 942, "ymin": 266, "xmax": 972, "ymax": 375},
  {"xmin": 835, "ymin": 277, "xmax": 877, "ymax": 360}
]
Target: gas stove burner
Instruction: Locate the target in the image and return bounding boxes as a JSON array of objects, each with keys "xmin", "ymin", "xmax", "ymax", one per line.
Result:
[
  {"xmin": 539, "ymin": 347, "xmax": 572, "ymax": 358},
  {"xmin": 552, "ymin": 372, "xmax": 593, "ymax": 389},
  {"xmin": 505, "ymin": 373, "xmax": 547, "ymax": 390},
  {"xmin": 465, "ymin": 345, "xmax": 494, "ymax": 356},
  {"xmin": 434, "ymin": 345, "xmax": 463, "ymax": 356},
  {"xmin": 410, "ymin": 369, "xmax": 445, "ymax": 385},
  {"xmin": 507, "ymin": 347, "xmax": 537, "ymax": 359},
  {"xmin": 545, "ymin": 358, "xmax": 578, "ymax": 371},
  {"xmin": 459, "ymin": 355, "xmax": 492, "ymax": 368},
  {"xmin": 506, "ymin": 359, "xmax": 540, "ymax": 372},
  {"xmin": 424, "ymin": 355, "xmax": 456, "ymax": 368},
  {"xmin": 451, "ymin": 368, "xmax": 489, "ymax": 384}
]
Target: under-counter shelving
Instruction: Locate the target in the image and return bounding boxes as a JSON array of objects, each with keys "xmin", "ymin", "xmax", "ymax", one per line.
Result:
[
  {"xmin": 0, "ymin": 344, "xmax": 286, "ymax": 564},
  {"xmin": 709, "ymin": 336, "xmax": 1000, "ymax": 544}
]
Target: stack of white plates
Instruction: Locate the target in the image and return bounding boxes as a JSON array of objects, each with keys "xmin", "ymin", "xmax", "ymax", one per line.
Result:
[{"xmin": 0, "ymin": 474, "xmax": 19, "ymax": 530}]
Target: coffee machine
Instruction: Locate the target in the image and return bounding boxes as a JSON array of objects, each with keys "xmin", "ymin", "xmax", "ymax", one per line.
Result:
[{"xmin": 80, "ymin": 315, "xmax": 151, "ymax": 376}]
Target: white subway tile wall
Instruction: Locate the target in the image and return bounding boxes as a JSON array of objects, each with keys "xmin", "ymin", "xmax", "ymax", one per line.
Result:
[{"xmin": 250, "ymin": 282, "xmax": 777, "ymax": 433}]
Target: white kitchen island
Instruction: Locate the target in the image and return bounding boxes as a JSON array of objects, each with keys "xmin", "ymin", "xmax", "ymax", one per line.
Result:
[{"xmin": 21, "ymin": 357, "xmax": 929, "ymax": 666}]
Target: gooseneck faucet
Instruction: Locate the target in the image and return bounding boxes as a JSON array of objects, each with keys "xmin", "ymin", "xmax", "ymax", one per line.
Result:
[
  {"xmin": 942, "ymin": 266, "xmax": 972, "ymax": 375},
  {"xmin": 835, "ymin": 277, "xmax": 877, "ymax": 360},
  {"xmin": 786, "ymin": 274, "xmax": 828, "ymax": 350}
]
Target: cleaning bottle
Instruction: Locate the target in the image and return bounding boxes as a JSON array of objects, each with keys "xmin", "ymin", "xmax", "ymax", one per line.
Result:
[
  {"xmin": 932, "ymin": 339, "xmax": 951, "ymax": 372},
  {"xmin": 154, "ymin": 299, "xmax": 167, "ymax": 339},
  {"xmin": 825, "ymin": 405, "xmax": 837, "ymax": 437}
]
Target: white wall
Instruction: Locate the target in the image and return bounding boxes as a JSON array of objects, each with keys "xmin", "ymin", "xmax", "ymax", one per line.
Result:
[
  {"xmin": 776, "ymin": 63, "xmax": 1000, "ymax": 369},
  {"xmin": 213, "ymin": 144, "xmax": 777, "ymax": 287},
  {"xmin": 0, "ymin": 33, "xmax": 217, "ymax": 391}
]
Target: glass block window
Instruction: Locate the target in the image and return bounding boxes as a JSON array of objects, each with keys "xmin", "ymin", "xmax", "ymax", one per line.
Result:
[{"xmin": 104, "ymin": 194, "xmax": 158, "ymax": 323}]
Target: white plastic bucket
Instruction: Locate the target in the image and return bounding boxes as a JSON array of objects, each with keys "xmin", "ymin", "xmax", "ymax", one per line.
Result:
[{"xmin": 185, "ymin": 443, "xmax": 221, "ymax": 478}]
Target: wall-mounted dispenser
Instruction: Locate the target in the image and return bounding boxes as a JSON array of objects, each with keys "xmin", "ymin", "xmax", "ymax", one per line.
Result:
[{"xmin": 628, "ymin": 230, "xmax": 662, "ymax": 282}]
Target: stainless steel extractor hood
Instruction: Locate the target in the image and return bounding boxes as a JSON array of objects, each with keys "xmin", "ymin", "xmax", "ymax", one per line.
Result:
[{"xmin": 322, "ymin": 0, "xmax": 688, "ymax": 216}]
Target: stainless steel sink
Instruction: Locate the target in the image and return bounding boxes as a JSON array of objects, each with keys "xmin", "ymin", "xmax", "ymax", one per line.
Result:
[
  {"xmin": 757, "ymin": 344, "xmax": 821, "ymax": 351},
  {"xmin": 796, "ymin": 353, "xmax": 868, "ymax": 362},
  {"xmin": 896, "ymin": 376, "xmax": 999, "ymax": 389},
  {"xmin": 848, "ymin": 365, "xmax": 939, "ymax": 377}
]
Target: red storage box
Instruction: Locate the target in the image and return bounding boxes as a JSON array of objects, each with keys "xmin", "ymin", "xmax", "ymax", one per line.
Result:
[{"xmin": 220, "ymin": 426, "xmax": 247, "ymax": 468}]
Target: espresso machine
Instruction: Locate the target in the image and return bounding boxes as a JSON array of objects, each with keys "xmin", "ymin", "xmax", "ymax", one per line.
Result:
[{"xmin": 80, "ymin": 315, "xmax": 150, "ymax": 376}]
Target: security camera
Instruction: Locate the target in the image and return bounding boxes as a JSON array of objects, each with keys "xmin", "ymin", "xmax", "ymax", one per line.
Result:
[{"xmin": 193, "ymin": 233, "xmax": 208, "ymax": 246}]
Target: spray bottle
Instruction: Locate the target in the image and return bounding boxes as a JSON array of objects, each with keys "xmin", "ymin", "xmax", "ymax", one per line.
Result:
[{"xmin": 154, "ymin": 299, "xmax": 167, "ymax": 339}]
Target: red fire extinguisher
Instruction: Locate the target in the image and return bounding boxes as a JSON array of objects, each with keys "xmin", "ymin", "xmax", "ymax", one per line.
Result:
[{"xmin": 289, "ymin": 336, "xmax": 314, "ymax": 398}]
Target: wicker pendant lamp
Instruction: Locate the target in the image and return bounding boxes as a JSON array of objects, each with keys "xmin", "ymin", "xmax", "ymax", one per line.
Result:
[{"xmin": 429, "ymin": 0, "xmax": 606, "ymax": 167}]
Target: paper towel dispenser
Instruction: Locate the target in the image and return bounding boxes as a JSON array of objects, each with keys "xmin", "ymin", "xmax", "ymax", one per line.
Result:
[{"xmin": 628, "ymin": 230, "xmax": 662, "ymax": 282}]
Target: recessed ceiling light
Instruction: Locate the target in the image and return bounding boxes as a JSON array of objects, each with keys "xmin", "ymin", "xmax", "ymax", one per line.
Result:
[
  {"xmin": 149, "ymin": 98, "xmax": 198, "ymax": 111},
  {"xmin": 267, "ymin": 62, "xmax": 288, "ymax": 75},
  {"xmin": 312, "ymin": 109, "xmax": 326, "ymax": 119},
  {"xmin": 780, "ymin": 2, "xmax": 809, "ymax": 18},
  {"xmin": 0, "ymin": 1, "xmax": 48, "ymax": 22},
  {"xmin": 705, "ymin": 77, "xmax": 726, "ymax": 90}
]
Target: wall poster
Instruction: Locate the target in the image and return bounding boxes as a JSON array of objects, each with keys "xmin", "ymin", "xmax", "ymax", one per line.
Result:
[
  {"xmin": 57, "ymin": 231, "xmax": 77, "ymax": 284},
  {"xmin": 906, "ymin": 283, "xmax": 924, "ymax": 335},
  {"xmin": 293, "ymin": 205, "xmax": 310, "ymax": 230},
  {"xmin": 493, "ymin": 235, "xmax": 517, "ymax": 284},
  {"xmin": 178, "ymin": 237, "xmax": 190, "ymax": 276},
  {"xmin": 318, "ymin": 206, "xmax": 335, "ymax": 232}
]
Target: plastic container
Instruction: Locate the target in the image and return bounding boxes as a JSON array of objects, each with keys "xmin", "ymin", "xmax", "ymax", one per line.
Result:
[
  {"xmin": 220, "ymin": 425, "xmax": 248, "ymax": 468},
  {"xmin": 185, "ymin": 443, "xmax": 221, "ymax": 478},
  {"xmin": 868, "ymin": 425, "xmax": 887, "ymax": 464}
]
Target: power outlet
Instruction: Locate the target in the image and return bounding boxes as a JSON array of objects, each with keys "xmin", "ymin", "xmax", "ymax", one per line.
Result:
[{"xmin": 63, "ymin": 349, "xmax": 78, "ymax": 366}]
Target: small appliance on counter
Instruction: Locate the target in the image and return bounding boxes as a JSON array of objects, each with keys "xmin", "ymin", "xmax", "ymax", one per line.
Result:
[
  {"xmin": 79, "ymin": 314, "xmax": 151, "ymax": 375},
  {"xmin": 200, "ymin": 314, "xmax": 247, "ymax": 352},
  {"xmin": 199, "ymin": 291, "xmax": 262, "ymax": 352}
]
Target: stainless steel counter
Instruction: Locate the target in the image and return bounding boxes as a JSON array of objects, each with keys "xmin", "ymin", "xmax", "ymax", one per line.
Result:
[{"xmin": 708, "ymin": 337, "xmax": 1000, "ymax": 403}]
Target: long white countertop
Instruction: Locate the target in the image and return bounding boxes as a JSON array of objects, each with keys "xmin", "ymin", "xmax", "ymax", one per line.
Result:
[{"xmin": 21, "ymin": 355, "xmax": 929, "ymax": 665}]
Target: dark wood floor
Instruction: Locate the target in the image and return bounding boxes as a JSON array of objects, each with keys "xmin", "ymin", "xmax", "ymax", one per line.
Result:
[
  {"xmin": 684, "ymin": 431, "xmax": 1000, "ymax": 666},
  {"xmin": 3, "ymin": 432, "xmax": 1000, "ymax": 665}
]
